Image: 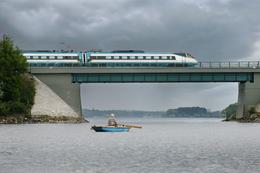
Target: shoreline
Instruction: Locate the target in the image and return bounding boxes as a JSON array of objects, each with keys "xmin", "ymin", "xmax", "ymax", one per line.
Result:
[{"xmin": 0, "ymin": 115, "xmax": 88, "ymax": 124}]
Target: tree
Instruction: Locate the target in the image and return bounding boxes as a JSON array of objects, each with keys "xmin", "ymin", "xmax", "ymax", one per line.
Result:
[
  {"xmin": 221, "ymin": 103, "xmax": 237, "ymax": 119},
  {"xmin": 0, "ymin": 35, "xmax": 35, "ymax": 116}
]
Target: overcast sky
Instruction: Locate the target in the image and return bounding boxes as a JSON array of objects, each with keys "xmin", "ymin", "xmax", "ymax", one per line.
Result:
[{"xmin": 1, "ymin": 0, "xmax": 260, "ymax": 111}]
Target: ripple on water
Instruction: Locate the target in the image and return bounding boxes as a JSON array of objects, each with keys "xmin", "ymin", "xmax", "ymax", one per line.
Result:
[{"xmin": 0, "ymin": 118, "xmax": 260, "ymax": 173}]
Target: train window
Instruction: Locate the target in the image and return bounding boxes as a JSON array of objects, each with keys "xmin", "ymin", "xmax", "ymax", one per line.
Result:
[
  {"xmin": 42, "ymin": 56, "xmax": 47, "ymax": 59},
  {"xmin": 154, "ymin": 56, "xmax": 159, "ymax": 59},
  {"xmin": 172, "ymin": 56, "xmax": 176, "ymax": 60},
  {"xmin": 57, "ymin": 56, "xmax": 63, "ymax": 59},
  {"xmin": 97, "ymin": 56, "xmax": 105, "ymax": 59},
  {"xmin": 30, "ymin": 56, "xmax": 33, "ymax": 59},
  {"xmin": 38, "ymin": 56, "xmax": 42, "ymax": 59},
  {"xmin": 106, "ymin": 56, "xmax": 111, "ymax": 59},
  {"xmin": 138, "ymin": 56, "xmax": 143, "ymax": 59},
  {"xmin": 46, "ymin": 56, "xmax": 49, "ymax": 59},
  {"xmin": 151, "ymin": 56, "xmax": 154, "ymax": 59},
  {"xmin": 146, "ymin": 56, "xmax": 151, "ymax": 59},
  {"xmin": 135, "ymin": 56, "xmax": 138, "ymax": 59},
  {"xmin": 162, "ymin": 56, "xmax": 167, "ymax": 59},
  {"xmin": 55, "ymin": 56, "xmax": 57, "ymax": 59},
  {"xmin": 122, "ymin": 56, "xmax": 127, "ymax": 59},
  {"xmin": 167, "ymin": 56, "xmax": 170, "ymax": 59},
  {"xmin": 127, "ymin": 56, "xmax": 130, "ymax": 59},
  {"xmin": 50, "ymin": 56, "xmax": 55, "ymax": 59},
  {"xmin": 111, "ymin": 56, "xmax": 114, "ymax": 59},
  {"xmin": 114, "ymin": 56, "xmax": 119, "ymax": 59},
  {"xmin": 159, "ymin": 56, "xmax": 162, "ymax": 60}
]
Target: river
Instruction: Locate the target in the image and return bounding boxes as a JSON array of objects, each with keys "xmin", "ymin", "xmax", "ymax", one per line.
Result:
[{"xmin": 0, "ymin": 118, "xmax": 260, "ymax": 173}]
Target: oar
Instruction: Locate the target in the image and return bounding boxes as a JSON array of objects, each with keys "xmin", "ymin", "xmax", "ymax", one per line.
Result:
[{"xmin": 118, "ymin": 124, "xmax": 142, "ymax": 129}]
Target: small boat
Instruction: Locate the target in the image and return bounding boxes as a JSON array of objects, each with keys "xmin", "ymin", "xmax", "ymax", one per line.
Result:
[{"xmin": 91, "ymin": 125, "xmax": 130, "ymax": 132}]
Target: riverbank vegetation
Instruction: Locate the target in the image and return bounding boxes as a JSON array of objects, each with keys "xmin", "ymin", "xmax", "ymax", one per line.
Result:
[
  {"xmin": 0, "ymin": 35, "xmax": 35, "ymax": 123},
  {"xmin": 222, "ymin": 103, "xmax": 260, "ymax": 122},
  {"xmin": 221, "ymin": 103, "xmax": 237, "ymax": 120}
]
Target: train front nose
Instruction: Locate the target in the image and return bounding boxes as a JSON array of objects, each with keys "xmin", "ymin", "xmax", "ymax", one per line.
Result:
[{"xmin": 192, "ymin": 59, "xmax": 198, "ymax": 64}]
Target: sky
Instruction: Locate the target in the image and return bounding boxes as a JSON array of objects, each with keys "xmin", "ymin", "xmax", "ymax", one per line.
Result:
[{"xmin": 1, "ymin": 0, "xmax": 260, "ymax": 111}]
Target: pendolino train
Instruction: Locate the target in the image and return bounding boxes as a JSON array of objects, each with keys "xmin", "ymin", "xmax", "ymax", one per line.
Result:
[{"xmin": 23, "ymin": 50, "xmax": 198, "ymax": 67}]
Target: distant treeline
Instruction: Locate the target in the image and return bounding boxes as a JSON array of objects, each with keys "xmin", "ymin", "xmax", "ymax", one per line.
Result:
[
  {"xmin": 163, "ymin": 107, "xmax": 220, "ymax": 118},
  {"xmin": 83, "ymin": 107, "xmax": 221, "ymax": 118},
  {"xmin": 83, "ymin": 109, "xmax": 164, "ymax": 118}
]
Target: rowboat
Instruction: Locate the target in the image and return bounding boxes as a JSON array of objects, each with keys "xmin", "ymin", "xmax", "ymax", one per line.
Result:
[{"xmin": 91, "ymin": 126, "xmax": 130, "ymax": 132}]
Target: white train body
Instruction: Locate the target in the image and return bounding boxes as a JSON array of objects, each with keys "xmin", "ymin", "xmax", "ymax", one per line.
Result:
[
  {"xmin": 23, "ymin": 50, "xmax": 198, "ymax": 66},
  {"xmin": 23, "ymin": 52, "xmax": 81, "ymax": 64},
  {"xmin": 87, "ymin": 52, "xmax": 197, "ymax": 65}
]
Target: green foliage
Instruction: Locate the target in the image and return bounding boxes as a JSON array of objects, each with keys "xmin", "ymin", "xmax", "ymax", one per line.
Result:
[
  {"xmin": 164, "ymin": 107, "xmax": 220, "ymax": 118},
  {"xmin": 248, "ymin": 107, "xmax": 256, "ymax": 115},
  {"xmin": 221, "ymin": 103, "xmax": 237, "ymax": 118},
  {"xmin": 0, "ymin": 35, "xmax": 35, "ymax": 117}
]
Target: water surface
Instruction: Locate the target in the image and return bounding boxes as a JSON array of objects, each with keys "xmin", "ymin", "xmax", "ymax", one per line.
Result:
[{"xmin": 0, "ymin": 118, "xmax": 260, "ymax": 173}]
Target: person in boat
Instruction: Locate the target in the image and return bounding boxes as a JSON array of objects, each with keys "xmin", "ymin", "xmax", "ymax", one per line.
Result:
[{"xmin": 108, "ymin": 113, "xmax": 118, "ymax": 127}]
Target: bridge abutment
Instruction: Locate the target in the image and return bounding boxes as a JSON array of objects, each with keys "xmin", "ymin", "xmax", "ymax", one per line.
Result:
[{"xmin": 33, "ymin": 74, "xmax": 82, "ymax": 116}]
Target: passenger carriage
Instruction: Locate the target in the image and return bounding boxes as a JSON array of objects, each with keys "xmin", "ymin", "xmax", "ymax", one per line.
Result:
[{"xmin": 23, "ymin": 50, "xmax": 198, "ymax": 67}]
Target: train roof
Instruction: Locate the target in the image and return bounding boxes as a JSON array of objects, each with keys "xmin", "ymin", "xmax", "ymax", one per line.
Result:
[{"xmin": 111, "ymin": 50, "xmax": 145, "ymax": 53}]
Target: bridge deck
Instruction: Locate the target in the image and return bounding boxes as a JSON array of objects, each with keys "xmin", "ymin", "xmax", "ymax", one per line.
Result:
[{"xmin": 28, "ymin": 61, "xmax": 260, "ymax": 83}]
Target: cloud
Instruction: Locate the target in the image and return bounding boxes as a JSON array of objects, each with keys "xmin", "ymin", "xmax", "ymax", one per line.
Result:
[
  {"xmin": 1, "ymin": 0, "xmax": 258, "ymax": 110},
  {"xmin": 1, "ymin": 0, "xmax": 260, "ymax": 60}
]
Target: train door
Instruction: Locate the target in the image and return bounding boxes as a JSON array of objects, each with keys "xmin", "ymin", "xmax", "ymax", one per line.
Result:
[{"xmin": 82, "ymin": 52, "xmax": 86, "ymax": 64}]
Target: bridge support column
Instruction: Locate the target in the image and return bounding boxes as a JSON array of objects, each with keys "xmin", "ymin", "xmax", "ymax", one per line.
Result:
[
  {"xmin": 237, "ymin": 73, "xmax": 260, "ymax": 119},
  {"xmin": 236, "ymin": 82, "xmax": 245, "ymax": 119},
  {"xmin": 33, "ymin": 74, "xmax": 82, "ymax": 116}
]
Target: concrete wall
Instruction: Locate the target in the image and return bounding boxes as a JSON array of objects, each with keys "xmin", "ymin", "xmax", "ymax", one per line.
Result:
[
  {"xmin": 33, "ymin": 74, "xmax": 82, "ymax": 116},
  {"xmin": 244, "ymin": 73, "xmax": 260, "ymax": 112},
  {"xmin": 237, "ymin": 73, "xmax": 260, "ymax": 118}
]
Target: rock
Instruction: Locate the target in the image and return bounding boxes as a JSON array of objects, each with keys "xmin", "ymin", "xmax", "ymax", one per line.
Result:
[
  {"xmin": 250, "ymin": 114, "xmax": 258, "ymax": 120},
  {"xmin": 255, "ymin": 103, "xmax": 260, "ymax": 113}
]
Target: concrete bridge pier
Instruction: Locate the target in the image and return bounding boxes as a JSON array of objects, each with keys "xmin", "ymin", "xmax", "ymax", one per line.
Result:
[
  {"xmin": 237, "ymin": 73, "xmax": 260, "ymax": 119},
  {"xmin": 33, "ymin": 74, "xmax": 82, "ymax": 116},
  {"xmin": 236, "ymin": 82, "xmax": 245, "ymax": 119}
]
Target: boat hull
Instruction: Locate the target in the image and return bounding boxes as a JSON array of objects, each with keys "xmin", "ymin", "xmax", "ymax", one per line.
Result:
[{"xmin": 91, "ymin": 126, "xmax": 130, "ymax": 132}]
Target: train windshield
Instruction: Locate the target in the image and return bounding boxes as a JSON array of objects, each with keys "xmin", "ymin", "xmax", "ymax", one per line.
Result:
[
  {"xmin": 174, "ymin": 53, "xmax": 194, "ymax": 58},
  {"xmin": 186, "ymin": 53, "xmax": 194, "ymax": 58}
]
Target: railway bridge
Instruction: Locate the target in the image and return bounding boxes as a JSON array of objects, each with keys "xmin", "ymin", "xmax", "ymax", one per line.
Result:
[{"xmin": 28, "ymin": 61, "xmax": 260, "ymax": 119}]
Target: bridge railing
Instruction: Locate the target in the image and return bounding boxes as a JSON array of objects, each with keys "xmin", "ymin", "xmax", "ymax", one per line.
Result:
[
  {"xmin": 194, "ymin": 61, "xmax": 260, "ymax": 68},
  {"xmin": 28, "ymin": 61, "xmax": 260, "ymax": 68}
]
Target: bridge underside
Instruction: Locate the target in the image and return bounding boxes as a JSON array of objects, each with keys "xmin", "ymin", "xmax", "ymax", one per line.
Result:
[{"xmin": 72, "ymin": 72, "xmax": 253, "ymax": 83}]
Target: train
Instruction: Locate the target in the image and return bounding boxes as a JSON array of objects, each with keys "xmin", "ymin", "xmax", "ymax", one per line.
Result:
[{"xmin": 22, "ymin": 50, "xmax": 198, "ymax": 66}]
